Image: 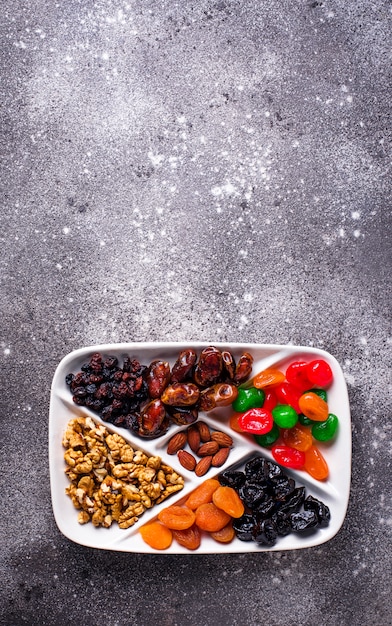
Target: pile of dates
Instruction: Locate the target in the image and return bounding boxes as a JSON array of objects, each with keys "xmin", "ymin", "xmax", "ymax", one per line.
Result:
[
  {"xmin": 65, "ymin": 347, "xmax": 253, "ymax": 439},
  {"xmin": 219, "ymin": 456, "xmax": 330, "ymax": 547}
]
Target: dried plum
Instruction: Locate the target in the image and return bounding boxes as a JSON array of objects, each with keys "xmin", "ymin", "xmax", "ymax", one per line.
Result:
[
  {"xmin": 271, "ymin": 510, "xmax": 292, "ymax": 536},
  {"xmin": 304, "ymin": 495, "xmax": 331, "ymax": 526},
  {"xmin": 232, "ymin": 514, "xmax": 256, "ymax": 541},
  {"xmin": 290, "ymin": 510, "xmax": 319, "ymax": 532},
  {"xmin": 219, "ymin": 470, "xmax": 246, "ymax": 490},
  {"xmin": 252, "ymin": 518, "xmax": 277, "ymax": 546},
  {"xmin": 278, "ymin": 486, "xmax": 306, "ymax": 514},
  {"xmin": 239, "ymin": 482, "xmax": 266, "ymax": 508}
]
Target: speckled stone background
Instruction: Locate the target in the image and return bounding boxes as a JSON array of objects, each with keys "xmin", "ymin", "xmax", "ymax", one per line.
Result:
[{"xmin": 1, "ymin": 0, "xmax": 391, "ymax": 624}]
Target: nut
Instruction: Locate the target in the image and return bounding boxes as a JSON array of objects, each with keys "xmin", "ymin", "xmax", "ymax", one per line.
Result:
[
  {"xmin": 197, "ymin": 421, "xmax": 211, "ymax": 442},
  {"xmin": 187, "ymin": 425, "xmax": 201, "ymax": 454},
  {"xmin": 197, "ymin": 441, "xmax": 219, "ymax": 457},
  {"xmin": 195, "ymin": 456, "xmax": 213, "ymax": 477},
  {"xmin": 177, "ymin": 450, "xmax": 197, "ymax": 471},
  {"xmin": 211, "ymin": 447, "xmax": 230, "ymax": 467},
  {"xmin": 166, "ymin": 432, "xmax": 187, "ymax": 455},
  {"xmin": 210, "ymin": 431, "xmax": 233, "ymax": 448}
]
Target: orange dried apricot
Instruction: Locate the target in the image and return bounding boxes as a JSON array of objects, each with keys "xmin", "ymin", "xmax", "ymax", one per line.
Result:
[
  {"xmin": 210, "ymin": 521, "xmax": 235, "ymax": 544},
  {"xmin": 158, "ymin": 505, "xmax": 196, "ymax": 530},
  {"xmin": 212, "ymin": 485, "xmax": 245, "ymax": 518},
  {"xmin": 185, "ymin": 478, "xmax": 220, "ymax": 510},
  {"xmin": 172, "ymin": 524, "xmax": 201, "ymax": 550},
  {"xmin": 139, "ymin": 521, "xmax": 173, "ymax": 550},
  {"xmin": 194, "ymin": 502, "xmax": 231, "ymax": 532}
]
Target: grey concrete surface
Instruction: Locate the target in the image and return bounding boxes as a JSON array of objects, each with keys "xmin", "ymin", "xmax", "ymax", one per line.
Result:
[{"xmin": 1, "ymin": 0, "xmax": 391, "ymax": 625}]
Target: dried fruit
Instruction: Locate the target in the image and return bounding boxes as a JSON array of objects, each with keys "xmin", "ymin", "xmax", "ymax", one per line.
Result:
[
  {"xmin": 177, "ymin": 450, "xmax": 197, "ymax": 471},
  {"xmin": 195, "ymin": 502, "xmax": 231, "ymax": 532},
  {"xmin": 158, "ymin": 505, "xmax": 196, "ymax": 530},
  {"xmin": 161, "ymin": 382, "xmax": 200, "ymax": 407},
  {"xmin": 194, "ymin": 346, "xmax": 223, "ymax": 387},
  {"xmin": 171, "ymin": 349, "xmax": 197, "ymax": 383},
  {"xmin": 210, "ymin": 521, "xmax": 235, "ymax": 543},
  {"xmin": 166, "ymin": 432, "xmax": 187, "ymax": 455},
  {"xmin": 199, "ymin": 383, "xmax": 238, "ymax": 411},
  {"xmin": 145, "ymin": 360, "xmax": 171, "ymax": 398},
  {"xmin": 195, "ymin": 456, "xmax": 213, "ymax": 477},
  {"xmin": 172, "ymin": 525, "xmax": 201, "ymax": 550},
  {"xmin": 139, "ymin": 521, "xmax": 173, "ymax": 550},
  {"xmin": 197, "ymin": 441, "xmax": 219, "ymax": 457},
  {"xmin": 185, "ymin": 478, "xmax": 221, "ymax": 510},
  {"xmin": 212, "ymin": 486, "xmax": 245, "ymax": 518}
]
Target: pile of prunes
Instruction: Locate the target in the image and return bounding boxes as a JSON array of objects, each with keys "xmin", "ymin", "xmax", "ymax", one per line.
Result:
[{"xmin": 219, "ymin": 456, "xmax": 330, "ymax": 547}]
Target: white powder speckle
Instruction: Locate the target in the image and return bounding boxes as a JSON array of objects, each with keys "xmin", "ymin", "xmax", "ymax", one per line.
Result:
[
  {"xmin": 353, "ymin": 229, "xmax": 361, "ymax": 238},
  {"xmin": 4, "ymin": 348, "xmax": 10, "ymax": 356},
  {"xmin": 62, "ymin": 227, "xmax": 70, "ymax": 234},
  {"xmin": 352, "ymin": 211, "xmax": 360, "ymax": 220}
]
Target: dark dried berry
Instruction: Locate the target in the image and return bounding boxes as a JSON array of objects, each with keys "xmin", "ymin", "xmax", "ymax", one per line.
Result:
[
  {"xmin": 304, "ymin": 495, "xmax": 331, "ymax": 526},
  {"xmin": 239, "ymin": 482, "xmax": 266, "ymax": 508},
  {"xmin": 72, "ymin": 395, "xmax": 87, "ymax": 406},
  {"xmin": 254, "ymin": 496, "xmax": 276, "ymax": 520},
  {"xmin": 279, "ymin": 486, "xmax": 306, "ymax": 514},
  {"xmin": 219, "ymin": 470, "xmax": 246, "ymax": 490},
  {"xmin": 65, "ymin": 373, "xmax": 74, "ymax": 386},
  {"xmin": 86, "ymin": 384, "xmax": 98, "ymax": 394},
  {"xmin": 290, "ymin": 510, "xmax": 319, "ymax": 532},
  {"xmin": 271, "ymin": 510, "xmax": 292, "ymax": 536},
  {"xmin": 73, "ymin": 387, "xmax": 87, "ymax": 398},
  {"xmin": 89, "ymin": 352, "xmax": 103, "ymax": 372},
  {"xmin": 104, "ymin": 356, "xmax": 118, "ymax": 369},
  {"xmin": 269, "ymin": 475, "xmax": 295, "ymax": 501},
  {"xmin": 252, "ymin": 518, "xmax": 277, "ymax": 546},
  {"xmin": 81, "ymin": 362, "xmax": 91, "ymax": 372},
  {"xmin": 232, "ymin": 514, "xmax": 256, "ymax": 541}
]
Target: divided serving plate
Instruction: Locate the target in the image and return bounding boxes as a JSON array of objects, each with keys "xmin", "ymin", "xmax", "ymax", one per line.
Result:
[{"xmin": 49, "ymin": 342, "xmax": 351, "ymax": 553}]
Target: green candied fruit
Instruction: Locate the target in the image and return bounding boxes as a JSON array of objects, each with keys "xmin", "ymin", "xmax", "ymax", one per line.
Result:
[
  {"xmin": 272, "ymin": 404, "xmax": 298, "ymax": 429},
  {"xmin": 298, "ymin": 413, "xmax": 315, "ymax": 426},
  {"xmin": 254, "ymin": 422, "xmax": 280, "ymax": 447},
  {"xmin": 232, "ymin": 387, "xmax": 265, "ymax": 412},
  {"xmin": 312, "ymin": 413, "xmax": 339, "ymax": 441},
  {"xmin": 305, "ymin": 388, "xmax": 328, "ymax": 402}
]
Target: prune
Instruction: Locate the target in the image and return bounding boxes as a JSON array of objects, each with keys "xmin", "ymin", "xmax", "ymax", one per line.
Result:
[
  {"xmin": 232, "ymin": 514, "xmax": 256, "ymax": 541},
  {"xmin": 245, "ymin": 456, "xmax": 269, "ymax": 482},
  {"xmin": 279, "ymin": 486, "xmax": 306, "ymax": 514},
  {"xmin": 252, "ymin": 518, "xmax": 277, "ymax": 546},
  {"xmin": 239, "ymin": 482, "xmax": 266, "ymax": 508},
  {"xmin": 171, "ymin": 349, "xmax": 197, "ymax": 383},
  {"xmin": 219, "ymin": 470, "xmax": 246, "ymax": 490},
  {"xmin": 290, "ymin": 510, "xmax": 319, "ymax": 532},
  {"xmin": 254, "ymin": 496, "xmax": 276, "ymax": 520},
  {"xmin": 271, "ymin": 510, "xmax": 292, "ymax": 536},
  {"xmin": 269, "ymin": 475, "xmax": 295, "ymax": 501},
  {"xmin": 304, "ymin": 495, "xmax": 331, "ymax": 526}
]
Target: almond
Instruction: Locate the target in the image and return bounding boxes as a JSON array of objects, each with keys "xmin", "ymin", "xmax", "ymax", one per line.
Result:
[
  {"xmin": 187, "ymin": 425, "xmax": 201, "ymax": 454},
  {"xmin": 166, "ymin": 431, "xmax": 187, "ymax": 455},
  {"xmin": 197, "ymin": 441, "xmax": 219, "ymax": 457},
  {"xmin": 195, "ymin": 456, "xmax": 212, "ymax": 477},
  {"xmin": 210, "ymin": 431, "xmax": 233, "ymax": 448},
  {"xmin": 177, "ymin": 450, "xmax": 197, "ymax": 471},
  {"xmin": 197, "ymin": 421, "xmax": 211, "ymax": 442},
  {"xmin": 211, "ymin": 447, "xmax": 230, "ymax": 467}
]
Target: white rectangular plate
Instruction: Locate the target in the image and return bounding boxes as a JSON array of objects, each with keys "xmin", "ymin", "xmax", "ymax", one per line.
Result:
[{"xmin": 49, "ymin": 342, "xmax": 351, "ymax": 553}]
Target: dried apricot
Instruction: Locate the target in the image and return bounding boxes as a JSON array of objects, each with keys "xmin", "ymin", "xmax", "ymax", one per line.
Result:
[
  {"xmin": 195, "ymin": 502, "xmax": 231, "ymax": 532},
  {"xmin": 210, "ymin": 521, "xmax": 235, "ymax": 543},
  {"xmin": 158, "ymin": 505, "xmax": 196, "ymax": 530},
  {"xmin": 212, "ymin": 485, "xmax": 245, "ymax": 518},
  {"xmin": 185, "ymin": 478, "xmax": 220, "ymax": 510},
  {"xmin": 172, "ymin": 524, "xmax": 201, "ymax": 550},
  {"xmin": 139, "ymin": 521, "xmax": 173, "ymax": 550}
]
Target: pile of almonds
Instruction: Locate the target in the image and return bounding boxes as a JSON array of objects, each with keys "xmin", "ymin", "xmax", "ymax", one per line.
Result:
[{"xmin": 167, "ymin": 421, "xmax": 233, "ymax": 477}]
